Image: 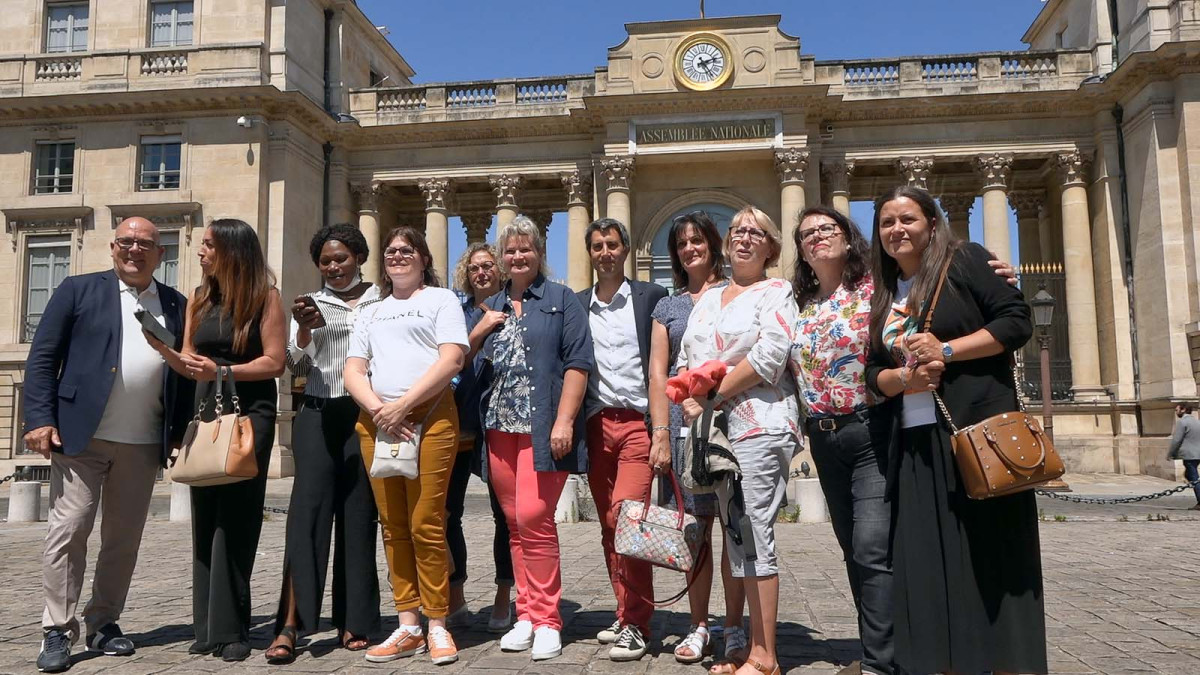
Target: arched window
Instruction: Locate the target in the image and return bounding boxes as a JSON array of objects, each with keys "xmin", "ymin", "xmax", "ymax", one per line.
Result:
[{"xmin": 646, "ymin": 203, "xmax": 738, "ymax": 292}]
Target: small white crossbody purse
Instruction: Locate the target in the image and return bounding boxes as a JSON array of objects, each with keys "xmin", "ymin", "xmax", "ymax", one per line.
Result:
[{"xmin": 369, "ymin": 392, "xmax": 444, "ymax": 480}]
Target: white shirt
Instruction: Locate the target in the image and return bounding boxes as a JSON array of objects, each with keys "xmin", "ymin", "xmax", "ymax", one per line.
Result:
[
  {"xmin": 895, "ymin": 275, "xmax": 938, "ymax": 428},
  {"xmin": 347, "ymin": 287, "xmax": 468, "ymax": 402},
  {"xmin": 93, "ymin": 278, "xmax": 167, "ymax": 445},
  {"xmin": 587, "ymin": 280, "xmax": 648, "ymax": 413}
]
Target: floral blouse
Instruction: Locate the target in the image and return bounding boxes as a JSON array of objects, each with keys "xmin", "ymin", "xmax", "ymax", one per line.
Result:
[
  {"xmin": 676, "ymin": 278, "xmax": 799, "ymax": 443},
  {"xmin": 791, "ymin": 277, "xmax": 874, "ymax": 416},
  {"xmin": 484, "ymin": 311, "xmax": 532, "ymax": 435}
]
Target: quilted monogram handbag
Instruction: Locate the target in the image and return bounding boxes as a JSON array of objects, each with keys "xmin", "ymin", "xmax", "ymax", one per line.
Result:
[
  {"xmin": 171, "ymin": 366, "xmax": 257, "ymax": 487},
  {"xmin": 614, "ymin": 470, "xmax": 703, "ymax": 573}
]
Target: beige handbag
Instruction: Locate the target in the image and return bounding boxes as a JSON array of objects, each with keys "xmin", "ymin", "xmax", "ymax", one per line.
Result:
[{"xmin": 171, "ymin": 366, "xmax": 257, "ymax": 486}]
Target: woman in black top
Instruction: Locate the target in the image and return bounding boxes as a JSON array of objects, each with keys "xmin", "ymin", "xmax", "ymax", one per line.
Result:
[
  {"xmin": 157, "ymin": 219, "xmax": 287, "ymax": 662},
  {"xmin": 865, "ymin": 186, "xmax": 1043, "ymax": 674}
]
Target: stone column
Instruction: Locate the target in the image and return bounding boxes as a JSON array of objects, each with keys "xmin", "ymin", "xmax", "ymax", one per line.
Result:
[
  {"xmin": 351, "ymin": 181, "xmax": 384, "ymax": 283},
  {"xmin": 896, "ymin": 157, "xmax": 933, "ymax": 190},
  {"xmin": 1009, "ymin": 189, "xmax": 1045, "ymax": 265},
  {"xmin": 562, "ymin": 169, "xmax": 594, "ymax": 291},
  {"xmin": 600, "ymin": 156, "xmax": 636, "ymax": 278},
  {"xmin": 1037, "ymin": 203, "xmax": 1054, "ymax": 262},
  {"xmin": 461, "ymin": 213, "xmax": 491, "ymax": 245},
  {"xmin": 775, "ymin": 148, "xmax": 809, "ymax": 275},
  {"xmin": 529, "ymin": 210, "xmax": 553, "ymax": 243},
  {"xmin": 974, "ymin": 153, "xmax": 1014, "ymax": 264},
  {"xmin": 821, "ymin": 160, "xmax": 855, "ymax": 216},
  {"xmin": 490, "ymin": 174, "xmax": 523, "ymax": 228},
  {"xmin": 418, "ymin": 177, "xmax": 453, "ymax": 284},
  {"xmin": 939, "ymin": 193, "xmax": 974, "ymax": 242},
  {"xmin": 1056, "ymin": 151, "xmax": 1106, "ymax": 400}
]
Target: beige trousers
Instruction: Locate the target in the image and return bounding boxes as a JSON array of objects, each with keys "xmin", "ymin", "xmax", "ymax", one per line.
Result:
[{"xmin": 42, "ymin": 438, "xmax": 160, "ymax": 641}]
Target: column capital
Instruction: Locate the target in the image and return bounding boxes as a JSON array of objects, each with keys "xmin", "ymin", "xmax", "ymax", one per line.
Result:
[
  {"xmin": 974, "ymin": 153, "xmax": 1013, "ymax": 190},
  {"xmin": 350, "ymin": 180, "xmax": 384, "ymax": 212},
  {"xmin": 528, "ymin": 210, "xmax": 553, "ymax": 238},
  {"xmin": 560, "ymin": 169, "xmax": 594, "ymax": 206},
  {"xmin": 460, "ymin": 212, "xmax": 492, "ymax": 243},
  {"xmin": 939, "ymin": 193, "xmax": 975, "ymax": 222},
  {"xmin": 820, "ymin": 160, "xmax": 855, "ymax": 194},
  {"xmin": 489, "ymin": 174, "xmax": 524, "ymax": 208},
  {"xmin": 774, "ymin": 147, "xmax": 810, "ymax": 185},
  {"xmin": 1055, "ymin": 151, "xmax": 1092, "ymax": 186},
  {"xmin": 417, "ymin": 177, "xmax": 453, "ymax": 211},
  {"xmin": 1008, "ymin": 189, "xmax": 1045, "ymax": 220},
  {"xmin": 600, "ymin": 155, "xmax": 635, "ymax": 191},
  {"xmin": 896, "ymin": 157, "xmax": 933, "ymax": 190}
]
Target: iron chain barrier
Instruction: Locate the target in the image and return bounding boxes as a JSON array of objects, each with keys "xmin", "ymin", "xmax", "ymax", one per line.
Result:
[{"xmin": 1034, "ymin": 479, "xmax": 1200, "ymax": 505}]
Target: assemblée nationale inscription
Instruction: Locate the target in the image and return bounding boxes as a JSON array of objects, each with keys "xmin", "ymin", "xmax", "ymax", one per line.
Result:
[{"xmin": 636, "ymin": 118, "xmax": 775, "ymax": 144}]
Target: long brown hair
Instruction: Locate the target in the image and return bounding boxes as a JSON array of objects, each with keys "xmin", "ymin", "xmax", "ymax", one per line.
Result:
[
  {"xmin": 188, "ymin": 218, "xmax": 276, "ymax": 353},
  {"xmin": 666, "ymin": 210, "xmax": 727, "ymax": 290},
  {"xmin": 379, "ymin": 226, "xmax": 440, "ymax": 296},
  {"xmin": 791, "ymin": 205, "xmax": 871, "ymax": 308},
  {"xmin": 867, "ymin": 186, "xmax": 961, "ymax": 353}
]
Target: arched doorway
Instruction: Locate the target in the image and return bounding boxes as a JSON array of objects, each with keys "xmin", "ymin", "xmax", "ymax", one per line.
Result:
[{"xmin": 643, "ymin": 202, "xmax": 739, "ymax": 292}]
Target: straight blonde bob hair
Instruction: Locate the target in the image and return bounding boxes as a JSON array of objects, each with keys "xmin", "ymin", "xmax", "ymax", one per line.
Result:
[
  {"xmin": 724, "ymin": 205, "xmax": 783, "ymax": 269},
  {"xmin": 495, "ymin": 215, "xmax": 552, "ymax": 278}
]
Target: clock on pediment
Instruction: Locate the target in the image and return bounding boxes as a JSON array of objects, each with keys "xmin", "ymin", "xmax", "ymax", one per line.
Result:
[{"xmin": 673, "ymin": 32, "xmax": 733, "ymax": 91}]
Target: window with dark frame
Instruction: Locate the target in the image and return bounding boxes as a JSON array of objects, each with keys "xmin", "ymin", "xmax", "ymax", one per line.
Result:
[
  {"xmin": 34, "ymin": 141, "xmax": 75, "ymax": 195},
  {"xmin": 150, "ymin": 0, "xmax": 194, "ymax": 47},
  {"xmin": 45, "ymin": 2, "xmax": 89, "ymax": 53},
  {"xmin": 139, "ymin": 135, "xmax": 182, "ymax": 190}
]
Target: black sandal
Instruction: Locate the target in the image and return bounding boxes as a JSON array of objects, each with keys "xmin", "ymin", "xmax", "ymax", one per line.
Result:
[
  {"xmin": 265, "ymin": 626, "xmax": 297, "ymax": 665},
  {"xmin": 338, "ymin": 629, "xmax": 370, "ymax": 651}
]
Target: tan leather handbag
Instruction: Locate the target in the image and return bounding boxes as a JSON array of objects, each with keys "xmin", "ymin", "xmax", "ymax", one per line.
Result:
[
  {"xmin": 924, "ymin": 257, "xmax": 1065, "ymax": 500},
  {"xmin": 171, "ymin": 366, "xmax": 257, "ymax": 487}
]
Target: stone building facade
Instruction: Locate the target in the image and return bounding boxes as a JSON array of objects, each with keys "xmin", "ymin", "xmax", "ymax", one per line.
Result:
[{"xmin": 1, "ymin": 0, "xmax": 1198, "ymax": 479}]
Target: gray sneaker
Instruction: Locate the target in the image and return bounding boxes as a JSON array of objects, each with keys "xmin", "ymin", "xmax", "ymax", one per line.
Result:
[
  {"xmin": 609, "ymin": 625, "xmax": 646, "ymax": 662},
  {"xmin": 86, "ymin": 623, "xmax": 134, "ymax": 656},
  {"xmin": 596, "ymin": 619, "xmax": 622, "ymax": 644},
  {"xmin": 37, "ymin": 629, "xmax": 71, "ymax": 673}
]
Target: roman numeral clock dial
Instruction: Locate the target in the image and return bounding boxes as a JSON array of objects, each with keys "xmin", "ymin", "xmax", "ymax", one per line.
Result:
[{"xmin": 674, "ymin": 33, "xmax": 733, "ymax": 91}]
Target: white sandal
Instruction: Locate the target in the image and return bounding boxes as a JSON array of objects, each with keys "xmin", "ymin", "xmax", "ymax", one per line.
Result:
[{"xmin": 674, "ymin": 625, "xmax": 711, "ymax": 664}]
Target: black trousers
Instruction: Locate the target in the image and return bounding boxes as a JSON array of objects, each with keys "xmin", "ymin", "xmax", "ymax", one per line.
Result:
[
  {"xmin": 446, "ymin": 447, "xmax": 514, "ymax": 587},
  {"xmin": 808, "ymin": 414, "xmax": 894, "ymax": 675},
  {"xmin": 275, "ymin": 396, "xmax": 380, "ymax": 637}
]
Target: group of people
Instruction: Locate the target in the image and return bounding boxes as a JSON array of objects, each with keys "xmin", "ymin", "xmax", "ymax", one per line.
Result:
[{"xmin": 27, "ymin": 184, "xmax": 1057, "ymax": 675}]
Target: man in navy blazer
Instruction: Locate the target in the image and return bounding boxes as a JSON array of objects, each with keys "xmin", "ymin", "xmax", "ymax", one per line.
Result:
[
  {"xmin": 25, "ymin": 217, "xmax": 192, "ymax": 673},
  {"xmin": 575, "ymin": 218, "xmax": 668, "ymax": 661}
]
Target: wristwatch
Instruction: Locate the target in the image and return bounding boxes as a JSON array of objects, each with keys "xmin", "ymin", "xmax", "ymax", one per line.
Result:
[{"xmin": 941, "ymin": 342, "xmax": 954, "ymax": 362}]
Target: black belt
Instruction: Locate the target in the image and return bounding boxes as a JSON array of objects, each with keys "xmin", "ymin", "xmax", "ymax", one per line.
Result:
[{"xmin": 804, "ymin": 408, "xmax": 870, "ymax": 433}]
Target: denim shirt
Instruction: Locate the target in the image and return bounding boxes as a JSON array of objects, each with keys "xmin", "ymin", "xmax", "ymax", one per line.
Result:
[{"xmin": 479, "ymin": 275, "xmax": 594, "ymax": 479}]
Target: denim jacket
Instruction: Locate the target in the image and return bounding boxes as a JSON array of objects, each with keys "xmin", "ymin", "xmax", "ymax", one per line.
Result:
[{"xmin": 479, "ymin": 275, "xmax": 594, "ymax": 478}]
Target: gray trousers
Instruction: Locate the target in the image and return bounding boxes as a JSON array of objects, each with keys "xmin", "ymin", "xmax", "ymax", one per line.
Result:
[
  {"xmin": 717, "ymin": 432, "xmax": 794, "ymax": 578},
  {"xmin": 42, "ymin": 439, "xmax": 160, "ymax": 641}
]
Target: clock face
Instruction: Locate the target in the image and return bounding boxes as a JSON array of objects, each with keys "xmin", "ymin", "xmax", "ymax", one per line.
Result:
[{"xmin": 681, "ymin": 42, "xmax": 726, "ymax": 84}]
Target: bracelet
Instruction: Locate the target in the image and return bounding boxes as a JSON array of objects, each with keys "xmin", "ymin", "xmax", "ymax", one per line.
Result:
[
  {"xmin": 651, "ymin": 425, "xmax": 670, "ymax": 433},
  {"xmin": 897, "ymin": 366, "xmax": 911, "ymax": 390}
]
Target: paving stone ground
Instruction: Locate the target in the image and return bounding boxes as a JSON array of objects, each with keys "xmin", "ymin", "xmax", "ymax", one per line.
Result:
[{"xmin": 1, "ymin": 474, "xmax": 1199, "ymax": 674}]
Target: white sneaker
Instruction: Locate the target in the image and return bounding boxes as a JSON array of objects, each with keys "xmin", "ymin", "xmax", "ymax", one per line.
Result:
[
  {"xmin": 531, "ymin": 626, "xmax": 562, "ymax": 661},
  {"xmin": 500, "ymin": 620, "xmax": 534, "ymax": 652}
]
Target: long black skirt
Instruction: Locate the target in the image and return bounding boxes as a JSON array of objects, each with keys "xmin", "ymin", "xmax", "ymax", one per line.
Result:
[{"xmin": 893, "ymin": 424, "xmax": 1047, "ymax": 674}]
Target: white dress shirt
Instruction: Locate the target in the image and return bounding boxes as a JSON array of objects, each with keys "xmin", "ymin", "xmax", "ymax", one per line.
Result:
[
  {"xmin": 93, "ymin": 278, "xmax": 166, "ymax": 445},
  {"xmin": 287, "ymin": 284, "xmax": 381, "ymax": 398},
  {"xmin": 587, "ymin": 280, "xmax": 648, "ymax": 413}
]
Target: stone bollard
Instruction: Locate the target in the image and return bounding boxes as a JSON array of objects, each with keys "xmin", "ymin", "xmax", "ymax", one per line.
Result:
[
  {"xmin": 794, "ymin": 477, "xmax": 829, "ymax": 524},
  {"xmin": 170, "ymin": 481, "xmax": 191, "ymax": 523},
  {"xmin": 555, "ymin": 475, "xmax": 579, "ymax": 523},
  {"xmin": 8, "ymin": 481, "xmax": 42, "ymax": 522}
]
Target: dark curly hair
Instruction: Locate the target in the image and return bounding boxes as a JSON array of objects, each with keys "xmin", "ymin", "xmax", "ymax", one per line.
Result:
[
  {"xmin": 309, "ymin": 223, "xmax": 369, "ymax": 267},
  {"xmin": 791, "ymin": 205, "xmax": 871, "ymax": 308}
]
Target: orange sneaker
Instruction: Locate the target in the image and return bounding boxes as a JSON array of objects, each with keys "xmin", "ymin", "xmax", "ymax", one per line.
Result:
[
  {"xmin": 427, "ymin": 626, "xmax": 459, "ymax": 665},
  {"xmin": 364, "ymin": 627, "xmax": 425, "ymax": 663}
]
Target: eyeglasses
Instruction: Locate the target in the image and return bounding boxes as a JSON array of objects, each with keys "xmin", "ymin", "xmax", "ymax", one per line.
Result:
[
  {"xmin": 114, "ymin": 237, "xmax": 158, "ymax": 251},
  {"xmin": 730, "ymin": 226, "xmax": 767, "ymax": 243},
  {"xmin": 384, "ymin": 246, "xmax": 417, "ymax": 260},
  {"xmin": 798, "ymin": 223, "xmax": 841, "ymax": 243},
  {"xmin": 467, "ymin": 261, "xmax": 496, "ymax": 274}
]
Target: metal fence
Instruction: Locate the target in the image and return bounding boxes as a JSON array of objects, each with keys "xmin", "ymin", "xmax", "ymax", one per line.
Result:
[{"xmin": 1017, "ymin": 263, "xmax": 1073, "ymax": 401}]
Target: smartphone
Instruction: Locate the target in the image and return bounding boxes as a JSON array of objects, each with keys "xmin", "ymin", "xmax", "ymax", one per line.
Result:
[
  {"xmin": 135, "ymin": 308, "xmax": 175, "ymax": 345},
  {"xmin": 297, "ymin": 295, "xmax": 327, "ymax": 329}
]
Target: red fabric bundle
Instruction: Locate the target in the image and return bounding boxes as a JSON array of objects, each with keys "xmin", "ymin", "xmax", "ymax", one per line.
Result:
[{"xmin": 665, "ymin": 360, "xmax": 728, "ymax": 404}]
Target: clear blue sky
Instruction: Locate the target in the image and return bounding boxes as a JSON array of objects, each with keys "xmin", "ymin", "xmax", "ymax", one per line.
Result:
[{"xmin": 357, "ymin": 0, "xmax": 1049, "ymax": 278}]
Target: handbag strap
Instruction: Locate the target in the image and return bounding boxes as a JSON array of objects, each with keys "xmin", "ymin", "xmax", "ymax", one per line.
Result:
[
  {"xmin": 206, "ymin": 365, "xmax": 240, "ymax": 416},
  {"xmin": 644, "ymin": 466, "xmax": 686, "ymax": 531}
]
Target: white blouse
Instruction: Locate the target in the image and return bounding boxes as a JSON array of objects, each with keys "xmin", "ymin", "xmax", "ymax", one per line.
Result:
[{"xmin": 676, "ymin": 278, "xmax": 800, "ymax": 443}]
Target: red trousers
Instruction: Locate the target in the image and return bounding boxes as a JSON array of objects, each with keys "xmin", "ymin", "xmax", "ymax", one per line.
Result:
[{"xmin": 586, "ymin": 408, "xmax": 655, "ymax": 634}]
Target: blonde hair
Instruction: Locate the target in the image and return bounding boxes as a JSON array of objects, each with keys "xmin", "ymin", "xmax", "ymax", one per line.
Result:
[
  {"xmin": 452, "ymin": 243, "xmax": 503, "ymax": 294},
  {"xmin": 724, "ymin": 205, "xmax": 783, "ymax": 268},
  {"xmin": 495, "ymin": 215, "xmax": 552, "ymax": 278}
]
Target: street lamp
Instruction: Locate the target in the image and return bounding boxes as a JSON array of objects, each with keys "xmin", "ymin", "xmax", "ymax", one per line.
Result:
[{"xmin": 1031, "ymin": 285, "xmax": 1070, "ymax": 491}]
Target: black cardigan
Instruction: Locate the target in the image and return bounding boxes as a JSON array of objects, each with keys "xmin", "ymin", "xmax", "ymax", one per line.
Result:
[{"xmin": 865, "ymin": 242, "xmax": 1034, "ymax": 497}]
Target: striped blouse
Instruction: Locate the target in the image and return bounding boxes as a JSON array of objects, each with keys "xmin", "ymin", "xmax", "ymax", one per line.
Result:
[{"xmin": 287, "ymin": 284, "xmax": 382, "ymax": 398}]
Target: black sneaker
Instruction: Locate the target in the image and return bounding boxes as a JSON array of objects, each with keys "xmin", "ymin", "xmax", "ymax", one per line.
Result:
[
  {"xmin": 86, "ymin": 623, "xmax": 135, "ymax": 656},
  {"xmin": 609, "ymin": 624, "xmax": 647, "ymax": 661},
  {"xmin": 37, "ymin": 629, "xmax": 71, "ymax": 673},
  {"xmin": 219, "ymin": 641, "xmax": 251, "ymax": 662},
  {"xmin": 596, "ymin": 619, "xmax": 622, "ymax": 644},
  {"xmin": 188, "ymin": 640, "xmax": 217, "ymax": 655}
]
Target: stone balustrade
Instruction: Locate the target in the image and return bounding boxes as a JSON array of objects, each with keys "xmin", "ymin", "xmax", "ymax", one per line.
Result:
[
  {"xmin": 353, "ymin": 75, "xmax": 593, "ymax": 124},
  {"xmin": 817, "ymin": 48, "xmax": 1090, "ymax": 93}
]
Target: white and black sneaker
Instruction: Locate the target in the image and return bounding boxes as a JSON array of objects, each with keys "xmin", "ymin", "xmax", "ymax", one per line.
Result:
[
  {"xmin": 596, "ymin": 619, "xmax": 622, "ymax": 644},
  {"xmin": 608, "ymin": 624, "xmax": 647, "ymax": 662}
]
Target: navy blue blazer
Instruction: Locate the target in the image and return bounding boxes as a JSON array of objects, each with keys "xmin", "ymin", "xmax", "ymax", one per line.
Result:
[
  {"xmin": 23, "ymin": 270, "xmax": 194, "ymax": 466},
  {"xmin": 576, "ymin": 278, "xmax": 668, "ymax": 420}
]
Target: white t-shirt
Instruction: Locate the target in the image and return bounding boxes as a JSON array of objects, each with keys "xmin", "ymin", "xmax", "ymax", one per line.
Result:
[
  {"xmin": 94, "ymin": 279, "xmax": 166, "ymax": 445},
  {"xmin": 895, "ymin": 275, "xmax": 938, "ymax": 428},
  {"xmin": 347, "ymin": 287, "xmax": 468, "ymax": 402}
]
